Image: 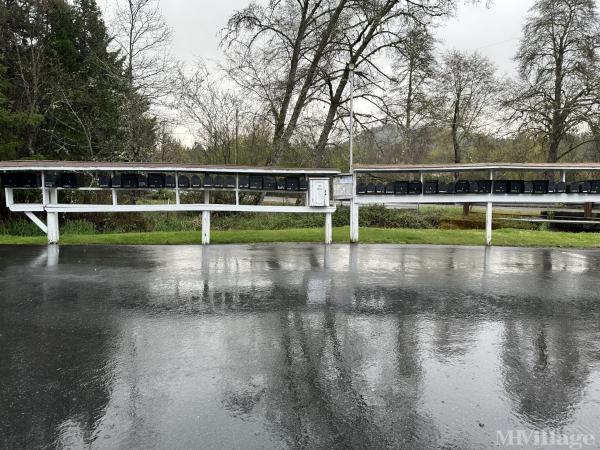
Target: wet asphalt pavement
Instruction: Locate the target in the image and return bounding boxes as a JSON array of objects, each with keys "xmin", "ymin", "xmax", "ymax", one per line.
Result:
[{"xmin": 1, "ymin": 244, "xmax": 600, "ymax": 449}]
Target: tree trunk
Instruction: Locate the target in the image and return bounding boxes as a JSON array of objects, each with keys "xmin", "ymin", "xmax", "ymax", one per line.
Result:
[{"xmin": 451, "ymin": 93, "xmax": 461, "ymax": 164}]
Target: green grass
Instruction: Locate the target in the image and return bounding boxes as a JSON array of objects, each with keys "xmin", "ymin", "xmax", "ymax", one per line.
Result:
[{"xmin": 0, "ymin": 226, "xmax": 599, "ymax": 247}]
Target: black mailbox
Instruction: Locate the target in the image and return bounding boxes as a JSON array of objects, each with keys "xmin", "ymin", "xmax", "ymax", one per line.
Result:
[
  {"xmin": 478, "ymin": 180, "xmax": 492, "ymax": 193},
  {"xmin": 580, "ymin": 181, "xmax": 591, "ymax": 193},
  {"xmin": 44, "ymin": 174, "xmax": 59, "ymax": 188},
  {"xmin": 408, "ymin": 181, "xmax": 422, "ymax": 195},
  {"xmin": 121, "ymin": 173, "xmax": 138, "ymax": 188},
  {"xmin": 424, "ymin": 181, "xmax": 438, "ymax": 194},
  {"xmin": 590, "ymin": 180, "xmax": 600, "ymax": 194},
  {"xmin": 438, "ymin": 182, "xmax": 455, "ymax": 194},
  {"xmin": 263, "ymin": 176, "xmax": 277, "ymax": 190},
  {"xmin": 22, "ymin": 172, "xmax": 40, "ymax": 187},
  {"xmin": 137, "ymin": 174, "xmax": 148, "ymax": 188},
  {"xmin": 455, "ymin": 180, "xmax": 470, "ymax": 193},
  {"xmin": 285, "ymin": 176, "xmax": 299, "ymax": 191},
  {"xmin": 366, "ymin": 183, "xmax": 376, "ymax": 194},
  {"xmin": 1, "ymin": 172, "xmax": 40, "ymax": 188},
  {"xmin": 468, "ymin": 181, "xmax": 479, "ymax": 193},
  {"xmin": 357, "ymin": 183, "xmax": 367, "ymax": 194},
  {"xmin": 523, "ymin": 181, "xmax": 534, "ymax": 193},
  {"xmin": 99, "ymin": 175, "xmax": 111, "ymax": 188},
  {"xmin": 509, "ymin": 180, "xmax": 523, "ymax": 194},
  {"xmin": 394, "ymin": 181, "xmax": 408, "ymax": 195},
  {"xmin": 533, "ymin": 180, "xmax": 548, "ymax": 194},
  {"xmin": 148, "ymin": 173, "xmax": 165, "ymax": 188},
  {"xmin": 60, "ymin": 173, "xmax": 78, "ymax": 188},
  {"xmin": 191, "ymin": 175, "xmax": 202, "ymax": 188},
  {"xmin": 225, "ymin": 175, "xmax": 236, "ymax": 188},
  {"xmin": 111, "ymin": 174, "xmax": 122, "ymax": 188},
  {"xmin": 164, "ymin": 174, "xmax": 176, "ymax": 188},
  {"xmin": 179, "ymin": 175, "xmax": 190, "ymax": 188},
  {"xmin": 249, "ymin": 175, "xmax": 262, "ymax": 190},
  {"xmin": 238, "ymin": 176, "xmax": 250, "ymax": 189},
  {"xmin": 276, "ymin": 177, "xmax": 286, "ymax": 190},
  {"xmin": 203, "ymin": 174, "xmax": 214, "ymax": 188},
  {"xmin": 0, "ymin": 173, "xmax": 14, "ymax": 187},
  {"xmin": 299, "ymin": 178, "xmax": 308, "ymax": 191},
  {"xmin": 214, "ymin": 175, "xmax": 224, "ymax": 188},
  {"xmin": 567, "ymin": 182, "xmax": 580, "ymax": 193},
  {"xmin": 555, "ymin": 181, "xmax": 567, "ymax": 193},
  {"xmin": 493, "ymin": 180, "xmax": 508, "ymax": 194},
  {"xmin": 375, "ymin": 183, "xmax": 385, "ymax": 194}
]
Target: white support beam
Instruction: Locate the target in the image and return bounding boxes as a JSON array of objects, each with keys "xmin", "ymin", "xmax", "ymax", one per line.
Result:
[
  {"xmin": 235, "ymin": 175, "xmax": 239, "ymax": 205},
  {"xmin": 325, "ymin": 212, "xmax": 332, "ymax": 244},
  {"xmin": 24, "ymin": 212, "xmax": 47, "ymax": 234},
  {"xmin": 111, "ymin": 189, "xmax": 117, "ymax": 205},
  {"xmin": 42, "ymin": 203, "xmax": 336, "ymax": 214},
  {"xmin": 485, "ymin": 202, "xmax": 493, "ymax": 246},
  {"xmin": 47, "ymin": 189, "xmax": 59, "ymax": 244},
  {"xmin": 41, "ymin": 172, "xmax": 49, "ymax": 205},
  {"xmin": 4, "ymin": 188, "xmax": 14, "ymax": 207},
  {"xmin": 202, "ymin": 211, "xmax": 210, "ymax": 245},
  {"xmin": 352, "ymin": 193, "xmax": 600, "ymax": 205},
  {"xmin": 8, "ymin": 204, "xmax": 44, "ymax": 212},
  {"xmin": 175, "ymin": 172, "xmax": 180, "ymax": 205}
]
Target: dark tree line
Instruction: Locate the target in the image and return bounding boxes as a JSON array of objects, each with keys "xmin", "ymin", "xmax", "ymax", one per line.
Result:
[{"xmin": 0, "ymin": 0, "xmax": 155, "ymax": 162}]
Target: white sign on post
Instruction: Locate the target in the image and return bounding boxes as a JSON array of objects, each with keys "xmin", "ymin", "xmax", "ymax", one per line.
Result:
[{"xmin": 308, "ymin": 178, "xmax": 330, "ymax": 207}]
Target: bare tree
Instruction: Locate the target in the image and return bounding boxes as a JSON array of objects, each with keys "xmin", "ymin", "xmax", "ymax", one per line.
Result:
[
  {"xmin": 112, "ymin": 0, "xmax": 174, "ymax": 102},
  {"xmin": 222, "ymin": 0, "xmax": 460, "ymax": 166},
  {"xmin": 506, "ymin": 0, "xmax": 600, "ymax": 163},
  {"xmin": 388, "ymin": 21, "xmax": 436, "ymax": 161},
  {"xmin": 176, "ymin": 62, "xmax": 272, "ymax": 165},
  {"xmin": 432, "ymin": 50, "xmax": 500, "ymax": 164}
]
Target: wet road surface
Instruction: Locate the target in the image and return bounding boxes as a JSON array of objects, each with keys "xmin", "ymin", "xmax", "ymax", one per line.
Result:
[{"xmin": 1, "ymin": 244, "xmax": 600, "ymax": 449}]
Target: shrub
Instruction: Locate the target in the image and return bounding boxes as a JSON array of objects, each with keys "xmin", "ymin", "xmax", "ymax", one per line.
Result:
[
  {"xmin": 0, "ymin": 218, "xmax": 45, "ymax": 236},
  {"xmin": 62, "ymin": 219, "xmax": 97, "ymax": 235}
]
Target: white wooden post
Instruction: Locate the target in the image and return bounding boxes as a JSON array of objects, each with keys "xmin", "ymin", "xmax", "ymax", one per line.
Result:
[
  {"xmin": 350, "ymin": 172, "xmax": 359, "ymax": 242},
  {"xmin": 561, "ymin": 170, "xmax": 566, "ymax": 183},
  {"xmin": 175, "ymin": 172, "xmax": 180, "ymax": 205},
  {"xmin": 201, "ymin": 188, "xmax": 210, "ymax": 244},
  {"xmin": 5, "ymin": 188, "xmax": 14, "ymax": 207},
  {"xmin": 486, "ymin": 169, "xmax": 494, "ymax": 246},
  {"xmin": 47, "ymin": 189, "xmax": 59, "ymax": 244},
  {"xmin": 235, "ymin": 174, "xmax": 239, "ymax": 205},
  {"xmin": 325, "ymin": 212, "xmax": 332, "ymax": 244},
  {"xmin": 202, "ymin": 211, "xmax": 210, "ymax": 245},
  {"xmin": 485, "ymin": 202, "xmax": 493, "ymax": 246},
  {"xmin": 111, "ymin": 171, "xmax": 118, "ymax": 205},
  {"xmin": 41, "ymin": 172, "xmax": 48, "ymax": 205}
]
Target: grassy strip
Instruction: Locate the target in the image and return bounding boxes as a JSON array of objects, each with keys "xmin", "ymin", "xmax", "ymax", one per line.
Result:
[{"xmin": 0, "ymin": 226, "xmax": 599, "ymax": 247}]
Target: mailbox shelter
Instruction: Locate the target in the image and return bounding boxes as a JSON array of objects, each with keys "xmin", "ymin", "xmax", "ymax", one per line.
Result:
[
  {"xmin": 1, "ymin": 161, "xmax": 338, "ymax": 244},
  {"xmin": 340, "ymin": 163, "xmax": 600, "ymax": 245}
]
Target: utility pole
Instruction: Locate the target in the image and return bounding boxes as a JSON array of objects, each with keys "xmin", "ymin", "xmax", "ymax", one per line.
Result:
[
  {"xmin": 348, "ymin": 63, "xmax": 355, "ymax": 171},
  {"xmin": 235, "ymin": 107, "xmax": 239, "ymax": 165}
]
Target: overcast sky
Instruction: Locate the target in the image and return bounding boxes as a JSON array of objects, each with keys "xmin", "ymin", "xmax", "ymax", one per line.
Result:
[
  {"xmin": 98, "ymin": 0, "xmax": 596, "ymax": 143},
  {"xmin": 100, "ymin": 0, "xmax": 539, "ymax": 76}
]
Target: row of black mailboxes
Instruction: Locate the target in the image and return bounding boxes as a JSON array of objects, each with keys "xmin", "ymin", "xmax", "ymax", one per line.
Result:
[
  {"xmin": 357, "ymin": 180, "xmax": 600, "ymax": 195},
  {"xmin": 0, "ymin": 172, "xmax": 310, "ymax": 191}
]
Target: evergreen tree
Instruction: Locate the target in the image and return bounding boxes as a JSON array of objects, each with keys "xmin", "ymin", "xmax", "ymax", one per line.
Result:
[
  {"xmin": 0, "ymin": 62, "xmax": 43, "ymax": 160},
  {"xmin": 0, "ymin": 0, "xmax": 156, "ymax": 161}
]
